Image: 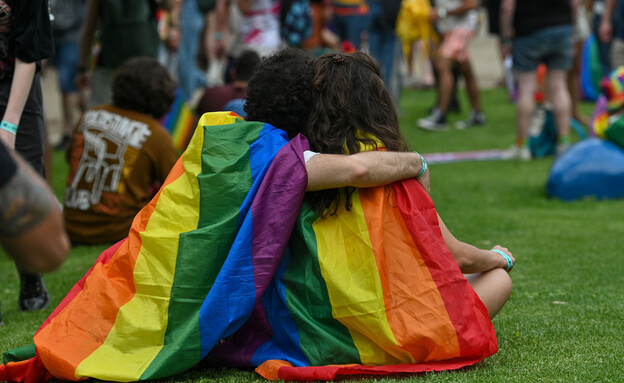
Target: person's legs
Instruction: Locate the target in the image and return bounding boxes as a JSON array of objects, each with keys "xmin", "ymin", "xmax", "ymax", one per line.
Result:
[
  {"xmin": 54, "ymin": 41, "xmax": 81, "ymax": 150},
  {"xmin": 435, "ymin": 55, "xmax": 454, "ymax": 113},
  {"xmin": 515, "ymin": 71, "xmax": 538, "ymax": 144},
  {"xmin": 417, "ymin": 53, "xmax": 453, "ymax": 131},
  {"xmin": 465, "ymin": 268, "xmax": 512, "ymax": 319},
  {"xmin": 12, "ymin": 75, "xmax": 51, "ymax": 311},
  {"xmin": 567, "ymin": 39, "xmax": 588, "ymax": 126},
  {"xmin": 178, "ymin": 0, "xmax": 207, "ymax": 102},
  {"xmin": 458, "ymin": 59, "xmax": 482, "ymax": 112},
  {"xmin": 543, "ymin": 24, "xmax": 573, "ymax": 153},
  {"xmin": 547, "ymin": 69, "xmax": 572, "ymax": 143}
]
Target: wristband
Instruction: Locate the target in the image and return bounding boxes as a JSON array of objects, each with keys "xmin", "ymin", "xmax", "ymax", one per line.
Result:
[
  {"xmin": 492, "ymin": 249, "xmax": 513, "ymax": 270},
  {"xmin": 213, "ymin": 31, "xmax": 224, "ymax": 41},
  {"xmin": 1, "ymin": 120, "xmax": 17, "ymax": 134},
  {"xmin": 415, "ymin": 152, "xmax": 428, "ymax": 178},
  {"xmin": 437, "ymin": 7, "xmax": 447, "ymax": 18}
]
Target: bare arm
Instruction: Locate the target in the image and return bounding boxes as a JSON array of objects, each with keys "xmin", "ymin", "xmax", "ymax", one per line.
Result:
[
  {"xmin": 212, "ymin": 0, "xmax": 231, "ymax": 59},
  {"xmin": 500, "ymin": 0, "xmax": 515, "ymax": 40},
  {"xmin": 305, "ymin": 151, "xmax": 429, "ymax": 193},
  {"xmin": 437, "ymin": 214, "xmax": 514, "ymax": 274},
  {"xmin": 600, "ymin": 0, "xmax": 617, "ymax": 42},
  {"xmin": 0, "ymin": 59, "xmax": 36, "ymax": 149},
  {"xmin": 76, "ymin": 0, "xmax": 100, "ymax": 91},
  {"xmin": 0, "ymin": 152, "xmax": 70, "ymax": 273}
]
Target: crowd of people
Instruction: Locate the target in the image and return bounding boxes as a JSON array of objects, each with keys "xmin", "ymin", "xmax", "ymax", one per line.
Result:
[{"xmin": 8, "ymin": 0, "xmax": 624, "ymax": 380}]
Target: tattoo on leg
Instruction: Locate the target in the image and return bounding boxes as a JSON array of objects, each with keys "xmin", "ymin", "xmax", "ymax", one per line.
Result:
[{"xmin": 0, "ymin": 167, "xmax": 51, "ymax": 236}]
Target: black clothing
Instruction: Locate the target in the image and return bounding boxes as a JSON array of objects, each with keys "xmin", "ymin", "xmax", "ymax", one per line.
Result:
[
  {"xmin": 513, "ymin": 0, "xmax": 573, "ymax": 37},
  {"xmin": 0, "ymin": 139, "xmax": 16, "ymax": 188}
]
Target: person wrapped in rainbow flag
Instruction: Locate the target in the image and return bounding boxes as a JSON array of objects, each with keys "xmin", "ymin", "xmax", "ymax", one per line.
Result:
[{"xmin": 0, "ymin": 50, "xmax": 514, "ymax": 382}]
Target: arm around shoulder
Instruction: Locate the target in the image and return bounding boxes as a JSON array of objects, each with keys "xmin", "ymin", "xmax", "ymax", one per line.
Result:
[{"xmin": 305, "ymin": 151, "xmax": 426, "ymax": 191}]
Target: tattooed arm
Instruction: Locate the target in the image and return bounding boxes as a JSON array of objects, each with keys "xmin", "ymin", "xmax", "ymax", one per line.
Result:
[{"xmin": 0, "ymin": 148, "xmax": 70, "ymax": 273}]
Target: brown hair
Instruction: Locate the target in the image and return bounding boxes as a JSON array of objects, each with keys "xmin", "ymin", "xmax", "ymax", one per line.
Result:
[{"xmin": 305, "ymin": 52, "xmax": 409, "ymax": 216}]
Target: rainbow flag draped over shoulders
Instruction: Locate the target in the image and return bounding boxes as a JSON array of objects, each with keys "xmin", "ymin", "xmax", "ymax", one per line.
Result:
[
  {"xmin": 0, "ymin": 112, "xmax": 309, "ymax": 382},
  {"xmin": 0, "ymin": 112, "xmax": 498, "ymax": 382},
  {"xmin": 206, "ymin": 178, "xmax": 498, "ymax": 381}
]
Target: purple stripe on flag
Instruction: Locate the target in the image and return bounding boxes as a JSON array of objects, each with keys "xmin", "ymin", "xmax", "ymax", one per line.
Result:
[{"xmin": 206, "ymin": 135, "xmax": 310, "ymax": 365}]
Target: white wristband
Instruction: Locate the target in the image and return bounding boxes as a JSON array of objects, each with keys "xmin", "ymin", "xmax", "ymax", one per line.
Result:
[{"xmin": 437, "ymin": 7, "xmax": 447, "ymax": 18}]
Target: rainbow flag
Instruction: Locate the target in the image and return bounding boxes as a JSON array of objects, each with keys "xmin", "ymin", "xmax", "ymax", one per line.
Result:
[
  {"xmin": 206, "ymin": 180, "xmax": 497, "ymax": 381},
  {"xmin": 0, "ymin": 112, "xmax": 497, "ymax": 382},
  {"xmin": 160, "ymin": 89, "xmax": 198, "ymax": 151}
]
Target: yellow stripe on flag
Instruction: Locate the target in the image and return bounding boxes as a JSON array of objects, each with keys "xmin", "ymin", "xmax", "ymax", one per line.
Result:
[
  {"xmin": 313, "ymin": 192, "xmax": 412, "ymax": 365},
  {"xmin": 75, "ymin": 124, "xmax": 206, "ymax": 381}
]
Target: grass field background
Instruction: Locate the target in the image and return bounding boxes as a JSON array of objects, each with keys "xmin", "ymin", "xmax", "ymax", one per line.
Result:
[{"xmin": 0, "ymin": 87, "xmax": 622, "ymax": 382}]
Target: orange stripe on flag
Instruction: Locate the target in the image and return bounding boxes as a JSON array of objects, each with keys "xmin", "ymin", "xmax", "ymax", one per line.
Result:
[
  {"xmin": 359, "ymin": 187, "xmax": 461, "ymax": 362},
  {"xmin": 33, "ymin": 156, "xmax": 188, "ymax": 381}
]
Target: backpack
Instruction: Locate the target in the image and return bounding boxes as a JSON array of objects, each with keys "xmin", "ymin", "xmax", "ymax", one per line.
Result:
[
  {"xmin": 529, "ymin": 107, "xmax": 557, "ymax": 158},
  {"xmin": 280, "ymin": 0, "xmax": 312, "ymax": 47}
]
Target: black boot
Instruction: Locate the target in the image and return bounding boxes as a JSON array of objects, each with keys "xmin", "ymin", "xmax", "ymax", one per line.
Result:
[{"xmin": 18, "ymin": 268, "xmax": 50, "ymax": 311}]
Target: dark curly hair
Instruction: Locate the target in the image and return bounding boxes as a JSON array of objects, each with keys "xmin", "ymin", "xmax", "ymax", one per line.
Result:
[
  {"xmin": 244, "ymin": 48, "xmax": 314, "ymax": 138},
  {"xmin": 305, "ymin": 52, "xmax": 409, "ymax": 216},
  {"xmin": 112, "ymin": 57, "xmax": 176, "ymax": 119}
]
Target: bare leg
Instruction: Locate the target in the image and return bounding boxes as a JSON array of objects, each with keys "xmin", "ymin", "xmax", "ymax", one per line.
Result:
[
  {"xmin": 567, "ymin": 40, "xmax": 589, "ymax": 126},
  {"xmin": 515, "ymin": 71, "xmax": 538, "ymax": 142},
  {"xmin": 465, "ymin": 268, "xmax": 512, "ymax": 319},
  {"xmin": 457, "ymin": 59, "xmax": 482, "ymax": 112},
  {"xmin": 435, "ymin": 55, "xmax": 454, "ymax": 113},
  {"xmin": 547, "ymin": 69, "xmax": 572, "ymax": 138}
]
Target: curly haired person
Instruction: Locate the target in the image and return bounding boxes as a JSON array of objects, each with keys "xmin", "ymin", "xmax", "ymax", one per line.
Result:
[{"xmin": 63, "ymin": 57, "xmax": 179, "ymax": 245}]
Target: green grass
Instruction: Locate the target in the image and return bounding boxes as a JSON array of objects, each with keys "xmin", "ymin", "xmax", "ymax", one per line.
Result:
[{"xmin": 1, "ymin": 87, "xmax": 623, "ymax": 382}]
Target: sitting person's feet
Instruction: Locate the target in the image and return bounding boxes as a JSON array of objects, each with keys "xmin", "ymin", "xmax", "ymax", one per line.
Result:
[
  {"xmin": 418, "ymin": 108, "xmax": 448, "ymax": 131},
  {"xmin": 503, "ymin": 144, "xmax": 532, "ymax": 161},
  {"xmin": 455, "ymin": 110, "xmax": 487, "ymax": 130},
  {"xmin": 18, "ymin": 270, "xmax": 50, "ymax": 311}
]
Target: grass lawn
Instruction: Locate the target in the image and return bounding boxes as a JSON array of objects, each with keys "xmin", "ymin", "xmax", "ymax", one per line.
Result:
[{"xmin": 1, "ymin": 87, "xmax": 623, "ymax": 382}]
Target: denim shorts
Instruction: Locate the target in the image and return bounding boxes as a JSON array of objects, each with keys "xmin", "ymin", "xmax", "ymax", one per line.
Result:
[
  {"xmin": 513, "ymin": 25, "xmax": 573, "ymax": 72},
  {"xmin": 52, "ymin": 42, "xmax": 79, "ymax": 93}
]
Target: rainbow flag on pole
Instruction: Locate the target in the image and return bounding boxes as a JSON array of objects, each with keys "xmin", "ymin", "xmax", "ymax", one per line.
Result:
[{"xmin": 0, "ymin": 112, "xmax": 497, "ymax": 382}]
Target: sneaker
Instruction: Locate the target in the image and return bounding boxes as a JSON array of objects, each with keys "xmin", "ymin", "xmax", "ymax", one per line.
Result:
[
  {"xmin": 418, "ymin": 109, "xmax": 448, "ymax": 131},
  {"xmin": 503, "ymin": 145, "xmax": 532, "ymax": 161},
  {"xmin": 18, "ymin": 270, "xmax": 50, "ymax": 311},
  {"xmin": 455, "ymin": 110, "xmax": 487, "ymax": 130},
  {"xmin": 427, "ymin": 98, "xmax": 461, "ymax": 115}
]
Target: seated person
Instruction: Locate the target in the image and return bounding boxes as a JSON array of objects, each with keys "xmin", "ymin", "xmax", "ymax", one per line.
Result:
[
  {"xmin": 303, "ymin": 51, "xmax": 513, "ymax": 317},
  {"xmin": 63, "ymin": 57, "xmax": 179, "ymax": 245},
  {"xmin": 206, "ymin": 50, "xmax": 515, "ymax": 379},
  {"xmin": 195, "ymin": 50, "xmax": 261, "ymax": 118},
  {"xmin": 1, "ymin": 50, "xmax": 432, "ymax": 382}
]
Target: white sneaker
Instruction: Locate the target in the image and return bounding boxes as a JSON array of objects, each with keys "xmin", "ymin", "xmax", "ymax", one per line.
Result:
[
  {"xmin": 503, "ymin": 145, "xmax": 532, "ymax": 161},
  {"xmin": 417, "ymin": 108, "xmax": 448, "ymax": 131}
]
